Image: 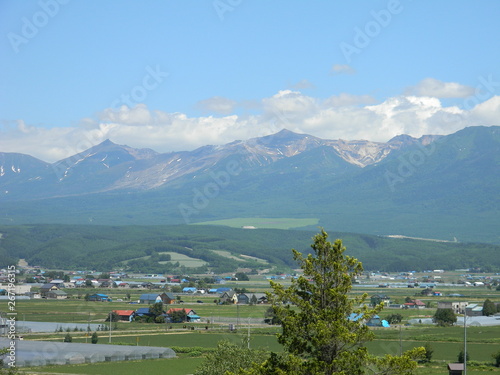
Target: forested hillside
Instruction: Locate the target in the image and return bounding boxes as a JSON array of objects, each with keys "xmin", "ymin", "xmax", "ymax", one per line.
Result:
[{"xmin": 1, "ymin": 224, "xmax": 499, "ymax": 273}]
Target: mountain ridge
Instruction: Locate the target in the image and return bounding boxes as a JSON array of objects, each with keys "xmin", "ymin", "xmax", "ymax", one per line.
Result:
[
  {"xmin": 0, "ymin": 125, "xmax": 498, "ymax": 244},
  {"xmin": 0, "ymin": 128, "xmax": 446, "ymax": 198}
]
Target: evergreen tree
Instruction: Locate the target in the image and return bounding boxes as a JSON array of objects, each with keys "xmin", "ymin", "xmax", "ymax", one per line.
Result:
[
  {"xmin": 240, "ymin": 229, "xmax": 424, "ymax": 375},
  {"xmin": 63, "ymin": 333, "xmax": 72, "ymax": 342},
  {"xmin": 482, "ymin": 299, "xmax": 496, "ymax": 316},
  {"xmin": 91, "ymin": 331, "xmax": 98, "ymax": 344},
  {"xmin": 433, "ymin": 308, "xmax": 457, "ymax": 326},
  {"xmin": 194, "ymin": 340, "xmax": 266, "ymax": 375},
  {"xmin": 421, "ymin": 343, "xmax": 434, "ymax": 363},
  {"xmin": 458, "ymin": 349, "xmax": 470, "ymax": 363},
  {"xmin": 492, "ymin": 350, "xmax": 500, "ymax": 367}
]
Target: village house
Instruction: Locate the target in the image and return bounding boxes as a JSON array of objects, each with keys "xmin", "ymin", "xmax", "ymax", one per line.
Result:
[
  {"xmin": 404, "ymin": 299, "xmax": 426, "ymax": 309},
  {"xmin": 46, "ymin": 289, "xmax": 68, "ymax": 299},
  {"xmin": 88, "ymin": 293, "xmax": 111, "ymax": 302},
  {"xmin": 220, "ymin": 291, "xmax": 238, "ymax": 304},
  {"xmin": 112, "ymin": 310, "xmax": 135, "ymax": 322},
  {"xmin": 139, "ymin": 292, "xmax": 176, "ymax": 304},
  {"xmin": 370, "ymin": 294, "xmax": 391, "ymax": 306},
  {"xmin": 166, "ymin": 308, "xmax": 201, "ymax": 323},
  {"xmin": 237, "ymin": 293, "xmax": 267, "ymax": 305},
  {"xmin": 465, "ymin": 303, "xmax": 483, "ymax": 316},
  {"xmin": 437, "ymin": 301, "xmax": 468, "ymax": 315},
  {"xmin": 39, "ymin": 283, "xmax": 59, "ymax": 298}
]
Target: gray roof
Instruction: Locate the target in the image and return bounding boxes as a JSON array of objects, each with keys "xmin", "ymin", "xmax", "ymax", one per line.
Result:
[{"xmin": 447, "ymin": 363, "xmax": 464, "ymax": 371}]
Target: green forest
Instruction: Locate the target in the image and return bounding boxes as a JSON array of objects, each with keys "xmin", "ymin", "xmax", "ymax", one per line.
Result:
[{"xmin": 1, "ymin": 224, "xmax": 499, "ymax": 273}]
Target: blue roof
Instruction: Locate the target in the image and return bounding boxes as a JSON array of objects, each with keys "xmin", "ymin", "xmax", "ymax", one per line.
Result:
[
  {"xmin": 140, "ymin": 294, "xmax": 160, "ymax": 300},
  {"xmin": 136, "ymin": 308, "xmax": 151, "ymax": 314},
  {"xmin": 348, "ymin": 313, "xmax": 363, "ymax": 321}
]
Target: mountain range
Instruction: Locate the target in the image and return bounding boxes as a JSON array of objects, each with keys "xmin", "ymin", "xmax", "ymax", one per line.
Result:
[{"xmin": 1, "ymin": 126, "xmax": 499, "ymax": 244}]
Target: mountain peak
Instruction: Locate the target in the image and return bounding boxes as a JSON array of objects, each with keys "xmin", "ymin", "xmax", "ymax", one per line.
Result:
[
  {"xmin": 252, "ymin": 129, "xmax": 311, "ymax": 146},
  {"xmin": 99, "ymin": 139, "xmax": 116, "ymax": 146}
]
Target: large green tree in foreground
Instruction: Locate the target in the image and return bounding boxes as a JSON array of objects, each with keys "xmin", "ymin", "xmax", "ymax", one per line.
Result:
[
  {"xmin": 198, "ymin": 230, "xmax": 424, "ymax": 374},
  {"xmin": 250, "ymin": 229, "xmax": 424, "ymax": 375}
]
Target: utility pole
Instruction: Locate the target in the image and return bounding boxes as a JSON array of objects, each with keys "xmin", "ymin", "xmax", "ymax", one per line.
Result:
[
  {"xmin": 109, "ymin": 311, "xmax": 112, "ymax": 343},
  {"xmin": 399, "ymin": 324, "xmax": 402, "ymax": 356},
  {"xmin": 464, "ymin": 313, "xmax": 467, "ymax": 375},
  {"xmin": 247, "ymin": 317, "xmax": 250, "ymax": 349}
]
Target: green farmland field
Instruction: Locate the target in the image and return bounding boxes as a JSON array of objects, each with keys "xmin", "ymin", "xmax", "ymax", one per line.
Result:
[{"xmin": 193, "ymin": 217, "xmax": 319, "ymax": 229}]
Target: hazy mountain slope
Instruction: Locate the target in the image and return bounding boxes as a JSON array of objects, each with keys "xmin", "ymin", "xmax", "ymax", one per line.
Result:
[
  {"xmin": 0, "ymin": 126, "xmax": 498, "ymax": 244},
  {"xmin": 1, "ymin": 224, "xmax": 499, "ymax": 272}
]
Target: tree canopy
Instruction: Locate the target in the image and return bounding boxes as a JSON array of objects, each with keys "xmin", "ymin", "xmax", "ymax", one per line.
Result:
[
  {"xmin": 433, "ymin": 308, "xmax": 457, "ymax": 326},
  {"xmin": 230, "ymin": 229, "xmax": 424, "ymax": 374}
]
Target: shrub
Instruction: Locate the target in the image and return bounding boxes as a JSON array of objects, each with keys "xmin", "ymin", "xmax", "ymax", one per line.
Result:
[
  {"xmin": 493, "ymin": 350, "xmax": 500, "ymax": 367},
  {"xmin": 458, "ymin": 349, "xmax": 470, "ymax": 363}
]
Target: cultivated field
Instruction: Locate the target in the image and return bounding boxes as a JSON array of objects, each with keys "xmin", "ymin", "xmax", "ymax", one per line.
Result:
[
  {"xmin": 193, "ymin": 217, "xmax": 319, "ymax": 229},
  {"xmin": 3, "ymin": 280, "xmax": 500, "ymax": 374}
]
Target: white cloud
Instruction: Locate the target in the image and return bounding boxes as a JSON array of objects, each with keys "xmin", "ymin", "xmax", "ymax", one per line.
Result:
[
  {"xmin": 289, "ymin": 79, "xmax": 316, "ymax": 90},
  {"xmin": 2, "ymin": 91, "xmax": 499, "ymax": 163},
  {"xmin": 99, "ymin": 104, "xmax": 153, "ymax": 125},
  {"xmin": 405, "ymin": 78, "xmax": 475, "ymax": 98},
  {"xmin": 324, "ymin": 93, "xmax": 376, "ymax": 107},
  {"xmin": 196, "ymin": 96, "xmax": 237, "ymax": 115},
  {"xmin": 331, "ymin": 64, "xmax": 356, "ymax": 75}
]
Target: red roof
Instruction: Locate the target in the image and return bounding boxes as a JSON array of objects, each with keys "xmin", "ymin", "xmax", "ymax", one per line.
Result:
[{"xmin": 113, "ymin": 310, "xmax": 135, "ymax": 316}]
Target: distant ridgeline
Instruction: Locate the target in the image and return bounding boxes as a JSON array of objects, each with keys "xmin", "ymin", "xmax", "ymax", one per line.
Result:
[
  {"xmin": 0, "ymin": 126, "xmax": 499, "ymax": 244},
  {"xmin": 0, "ymin": 224, "xmax": 499, "ymax": 272}
]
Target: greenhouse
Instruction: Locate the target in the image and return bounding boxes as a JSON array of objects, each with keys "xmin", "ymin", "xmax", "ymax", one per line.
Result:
[{"xmin": 0, "ymin": 338, "xmax": 176, "ymax": 367}]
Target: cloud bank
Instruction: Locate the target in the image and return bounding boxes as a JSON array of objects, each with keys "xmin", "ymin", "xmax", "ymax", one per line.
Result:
[{"xmin": 1, "ymin": 80, "xmax": 499, "ymax": 163}]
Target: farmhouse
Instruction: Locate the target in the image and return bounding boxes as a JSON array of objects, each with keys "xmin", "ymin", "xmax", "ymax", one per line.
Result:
[
  {"xmin": 46, "ymin": 290, "xmax": 68, "ymax": 299},
  {"xmin": 112, "ymin": 310, "xmax": 135, "ymax": 322},
  {"xmin": 139, "ymin": 292, "xmax": 176, "ymax": 304},
  {"xmin": 88, "ymin": 293, "xmax": 111, "ymax": 302},
  {"xmin": 39, "ymin": 284, "xmax": 59, "ymax": 298},
  {"xmin": 220, "ymin": 291, "xmax": 238, "ymax": 304},
  {"xmin": 135, "ymin": 307, "xmax": 154, "ymax": 317},
  {"xmin": 465, "ymin": 303, "xmax": 483, "ymax": 316},
  {"xmin": 370, "ymin": 294, "xmax": 391, "ymax": 306},
  {"xmin": 237, "ymin": 293, "xmax": 267, "ymax": 305},
  {"xmin": 166, "ymin": 308, "xmax": 201, "ymax": 322},
  {"xmin": 140, "ymin": 294, "xmax": 162, "ymax": 304},
  {"xmin": 437, "ymin": 301, "xmax": 468, "ymax": 315},
  {"xmin": 404, "ymin": 299, "xmax": 426, "ymax": 309}
]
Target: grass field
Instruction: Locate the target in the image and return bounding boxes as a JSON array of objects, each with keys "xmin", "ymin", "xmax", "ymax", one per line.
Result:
[
  {"xmin": 193, "ymin": 217, "xmax": 319, "ymax": 229},
  {"xmin": 212, "ymin": 250, "xmax": 268, "ymax": 264},
  {"xmin": 6, "ymin": 281, "xmax": 500, "ymax": 374},
  {"xmin": 158, "ymin": 252, "xmax": 208, "ymax": 267},
  {"xmin": 24, "ymin": 357, "xmax": 204, "ymax": 375}
]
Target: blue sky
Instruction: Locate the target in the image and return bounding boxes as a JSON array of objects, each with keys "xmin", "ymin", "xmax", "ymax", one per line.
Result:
[{"xmin": 1, "ymin": 0, "xmax": 500, "ymax": 162}]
